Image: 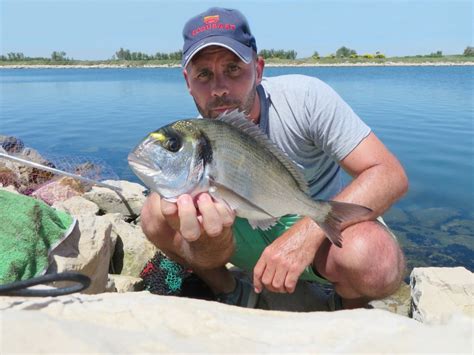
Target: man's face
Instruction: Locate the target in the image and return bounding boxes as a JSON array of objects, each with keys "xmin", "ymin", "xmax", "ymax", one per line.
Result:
[{"xmin": 183, "ymin": 46, "xmax": 264, "ymax": 119}]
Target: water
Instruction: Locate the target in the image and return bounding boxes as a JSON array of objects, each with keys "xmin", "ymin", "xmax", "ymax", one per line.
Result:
[{"xmin": 1, "ymin": 66, "xmax": 473, "ymax": 275}]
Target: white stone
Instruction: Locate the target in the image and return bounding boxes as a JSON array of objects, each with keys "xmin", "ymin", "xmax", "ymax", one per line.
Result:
[
  {"xmin": 53, "ymin": 195, "xmax": 100, "ymax": 217},
  {"xmin": 47, "ymin": 215, "xmax": 114, "ymax": 294},
  {"xmin": 102, "ymin": 213, "xmax": 157, "ymax": 277},
  {"xmin": 106, "ymin": 274, "xmax": 144, "ymax": 293},
  {"xmin": 83, "ymin": 180, "xmax": 147, "ymax": 219},
  {"xmin": 0, "ymin": 292, "xmax": 471, "ymax": 353},
  {"xmin": 411, "ymin": 267, "xmax": 474, "ymax": 324}
]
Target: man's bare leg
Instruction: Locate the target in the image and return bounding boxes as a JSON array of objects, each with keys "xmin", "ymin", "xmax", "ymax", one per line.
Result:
[{"xmin": 314, "ymin": 220, "xmax": 406, "ymax": 309}]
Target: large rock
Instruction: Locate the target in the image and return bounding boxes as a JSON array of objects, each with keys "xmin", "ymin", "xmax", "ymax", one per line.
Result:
[
  {"xmin": 103, "ymin": 213, "xmax": 157, "ymax": 277},
  {"xmin": 10, "ymin": 148, "xmax": 55, "ymax": 192},
  {"xmin": 83, "ymin": 180, "xmax": 147, "ymax": 220},
  {"xmin": 0, "ymin": 292, "xmax": 471, "ymax": 353},
  {"xmin": 53, "ymin": 195, "xmax": 100, "ymax": 218},
  {"xmin": 47, "ymin": 213, "xmax": 114, "ymax": 294},
  {"xmin": 106, "ymin": 274, "xmax": 144, "ymax": 293},
  {"xmin": 369, "ymin": 282, "xmax": 411, "ymax": 317},
  {"xmin": 32, "ymin": 177, "xmax": 85, "ymax": 205},
  {"xmin": 410, "ymin": 267, "xmax": 474, "ymax": 324}
]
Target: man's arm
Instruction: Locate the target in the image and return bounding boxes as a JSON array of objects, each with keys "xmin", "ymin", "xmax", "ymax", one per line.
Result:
[
  {"xmin": 336, "ymin": 132, "xmax": 408, "ymax": 217},
  {"xmin": 253, "ymin": 132, "xmax": 408, "ymax": 293}
]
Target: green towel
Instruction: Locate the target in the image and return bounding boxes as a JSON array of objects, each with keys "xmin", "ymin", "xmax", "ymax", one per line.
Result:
[{"xmin": 0, "ymin": 190, "xmax": 75, "ymax": 284}]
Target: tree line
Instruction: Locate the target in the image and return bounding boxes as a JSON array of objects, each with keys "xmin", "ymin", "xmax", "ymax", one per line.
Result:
[
  {"xmin": 0, "ymin": 51, "xmax": 69, "ymax": 61},
  {"xmin": 113, "ymin": 48, "xmax": 183, "ymax": 61},
  {"xmin": 2, "ymin": 46, "xmax": 474, "ymax": 62}
]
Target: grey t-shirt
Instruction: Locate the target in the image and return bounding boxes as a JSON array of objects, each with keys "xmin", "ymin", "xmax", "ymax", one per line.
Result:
[{"xmin": 258, "ymin": 75, "xmax": 371, "ymax": 200}]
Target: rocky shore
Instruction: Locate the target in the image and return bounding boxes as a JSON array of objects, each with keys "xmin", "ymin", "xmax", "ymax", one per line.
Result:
[
  {"xmin": 1, "ymin": 61, "xmax": 473, "ymax": 69},
  {"xmin": 0, "ymin": 136, "xmax": 472, "ymax": 353}
]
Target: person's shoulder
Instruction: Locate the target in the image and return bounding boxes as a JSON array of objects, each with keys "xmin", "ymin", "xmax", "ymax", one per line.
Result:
[{"xmin": 262, "ymin": 74, "xmax": 327, "ymax": 93}]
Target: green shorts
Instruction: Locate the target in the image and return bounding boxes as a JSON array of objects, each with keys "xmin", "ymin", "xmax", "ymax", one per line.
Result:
[
  {"xmin": 230, "ymin": 215, "xmax": 331, "ymax": 285},
  {"xmin": 230, "ymin": 215, "xmax": 397, "ymax": 285}
]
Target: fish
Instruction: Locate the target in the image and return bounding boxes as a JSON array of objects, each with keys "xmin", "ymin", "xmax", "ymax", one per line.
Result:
[{"xmin": 128, "ymin": 111, "xmax": 372, "ymax": 247}]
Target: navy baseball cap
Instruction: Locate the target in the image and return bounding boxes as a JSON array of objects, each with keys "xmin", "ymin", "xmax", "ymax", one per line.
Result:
[{"xmin": 182, "ymin": 7, "xmax": 257, "ymax": 68}]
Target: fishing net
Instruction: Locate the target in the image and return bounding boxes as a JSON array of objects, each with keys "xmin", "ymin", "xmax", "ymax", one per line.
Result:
[
  {"xmin": 140, "ymin": 251, "xmax": 215, "ymax": 300},
  {"xmin": 0, "ymin": 138, "xmax": 119, "ymax": 204},
  {"xmin": 140, "ymin": 251, "xmax": 190, "ymax": 295}
]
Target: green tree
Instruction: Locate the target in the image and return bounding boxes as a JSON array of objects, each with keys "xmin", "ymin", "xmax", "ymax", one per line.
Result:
[
  {"xmin": 7, "ymin": 52, "xmax": 25, "ymax": 61},
  {"xmin": 115, "ymin": 48, "xmax": 131, "ymax": 60},
  {"xmin": 51, "ymin": 51, "xmax": 66, "ymax": 61},
  {"xmin": 312, "ymin": 51, "xmax": 320, "ymax": 59},
  {"xmin": 258, "ymin": 49, "xmax": 297, "ymax": 60},
  {"xmin": 428, "ymin": 50, "xmax": 443, "ymax": 57},
  {"xmin": 463, "ymin": 46, "xmax": 474, "ymax": 56},
  {"xmin": 336, "ymin": 46, "xmax": 357, "ymax": 58}
]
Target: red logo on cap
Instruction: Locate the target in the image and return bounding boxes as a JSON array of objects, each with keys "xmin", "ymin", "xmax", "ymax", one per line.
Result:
[
  {"xmin": 204, "ymin": 15, "xmax": 219, "ymax": 24},
  {"xmin": 191, "ymin": 14, "xmax": 236, "ymax": 36}
]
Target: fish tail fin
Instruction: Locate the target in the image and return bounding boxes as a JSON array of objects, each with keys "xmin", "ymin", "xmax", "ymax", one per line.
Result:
[{"xmin": 310, "ymin": 200, "xmax": 372, "ymax": 248}]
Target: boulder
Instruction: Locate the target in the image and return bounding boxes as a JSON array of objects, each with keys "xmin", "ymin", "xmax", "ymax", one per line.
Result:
[
  {"xmin": 83, "ymin": 180, "xmax": 147, "ymax": 220},
  {"xmin": 53, "ymin": 195, "xmax": 100, "ymax": 218},
  {"xmin": 1, "ymin": 147, "xmax": 55, "ymax": 193},
  {"xmin": 0, "ymin": 292, "xmax": 471, "ymax": 353},
  {"xmin": 410, "ymin": 267, "xmax": 473, "ymax": 324},
  {"xmin": 32, "ymin": 177, "xmax": 85, "ymax": 205},
  {"xmin": 103, "ymin": 213, "xmax": 157, "ymax": 277},
  {"xmin": 47, "ymin": 214, "xmax": 114, "ymax": 294},
  {"xmin": 0, "ymin": 135, "xmax": 24, "ymax": 153},
  {"xmin": 369, "ymin": 282, "xmax": 411, "ymax": 317},
  {"xmin": 106, "ymin": 274, "xmax": 144, "ymax": 293}
]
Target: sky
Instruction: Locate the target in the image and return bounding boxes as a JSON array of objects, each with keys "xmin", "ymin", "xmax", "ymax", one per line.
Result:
[{"xmin": 0, "ymin": 0, "xmax": 472, "ymax": 60}]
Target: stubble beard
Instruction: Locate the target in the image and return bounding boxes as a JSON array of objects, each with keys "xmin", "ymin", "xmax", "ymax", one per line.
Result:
[{"xmin": 195, "ymin": 78, "xmax": 257, "ymax": 119}]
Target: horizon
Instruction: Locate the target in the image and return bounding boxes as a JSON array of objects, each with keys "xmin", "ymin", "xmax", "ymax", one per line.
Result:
[{"xmin": 1, "ymin": 0, "xmax": 472, "ymax": 60}]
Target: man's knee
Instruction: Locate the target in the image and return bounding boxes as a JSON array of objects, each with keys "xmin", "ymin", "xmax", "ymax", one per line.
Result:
[
  {"xmin": 348, "ymin": 221, "xmax": 405, "ymax": 298},
  {"xmin": 323, "ymin": 220, "xmax": 405, "ymax": 298}
]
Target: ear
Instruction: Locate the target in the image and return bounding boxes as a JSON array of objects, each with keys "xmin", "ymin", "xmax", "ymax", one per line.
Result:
[
  {"xmin": 255, "ymin": 56, "xmax": 265, "ymax": 86},
  {"xmin": 183, "ymin": 69, "xmax": 191, "ymax": 92}
]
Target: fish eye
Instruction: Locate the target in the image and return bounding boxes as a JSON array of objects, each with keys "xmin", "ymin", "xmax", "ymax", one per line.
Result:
[{"xmin": 164, "ymin": 137, "xmax": 181, "ymax": 152}]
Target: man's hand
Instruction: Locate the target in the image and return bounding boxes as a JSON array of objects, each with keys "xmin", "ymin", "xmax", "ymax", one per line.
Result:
[
  {"xmin": 160, "ymin": 193, "xmax": 235, "ymax": 242},
  {"xmin": 253, "ymin": 217, "xmax": 326, "ymax": 294}
]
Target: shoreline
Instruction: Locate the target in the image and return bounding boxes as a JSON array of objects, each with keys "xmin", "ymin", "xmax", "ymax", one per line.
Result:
[{"xmin": 1, "ymin": 61, "xmax": 473, "ymax": 69}]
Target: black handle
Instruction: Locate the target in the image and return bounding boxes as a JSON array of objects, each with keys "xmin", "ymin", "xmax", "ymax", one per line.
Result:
[{"xmin": 0, "ymin": 272, "xmax": 91, "ymax": 297}]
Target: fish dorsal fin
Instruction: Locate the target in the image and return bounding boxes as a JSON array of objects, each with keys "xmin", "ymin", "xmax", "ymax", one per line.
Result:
[{"xmin": 217, "ymin": 110, "xmax": 309, "ymax": 193}]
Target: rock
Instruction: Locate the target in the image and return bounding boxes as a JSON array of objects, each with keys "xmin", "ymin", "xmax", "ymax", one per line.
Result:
[
  {"xmin": 53, "ymin": 195, "xmax": 100, "ymax": 218},
  {"xmin": 0, "ymin": 135, "xmax": 24, "ymax": 153},
  {"xmin": 0, "ymin": 166, "xmax": 20, "ymax": 189},
  {"xmin": 32, "ymin": 177, "xmax": 84, "ymax": 205},
  {"xmin": 1, "ymin": 147, "xmax": 55, "ymax": 193},
  {"xmin": 103, "ymin": 213, "xmax": 157, "ymax": 277},
  {"xmin": 0, "ymin": 292, "xmax": 471, "ymax": 353},
  {"xmin": 47, "ymin": 215, "xmax": 114, "ymax": 294},
  {"xmin": 106, "ymin": 274, "xmax": 144, "ymax": 293},
  {"xmin": 0, "ymin": 185, "xmax": 19, "ymax": 194},
  {"xmin": 83, "ymin": 180, "xmax": 147, "ymax": 220},
  {"xmin": 369, "ymin": 282, "xmax": 411, "ymax": 316},
  {"xmin": 410, "ymin": 267, "xmax": 474, "ymax": 324},
  {"xmin": 383, "ymin": 207, "xmax": 410, "ymax": 225},
  {"xmin": 411, "ymin": 207, "xmax": 460, "ymax": 227}
]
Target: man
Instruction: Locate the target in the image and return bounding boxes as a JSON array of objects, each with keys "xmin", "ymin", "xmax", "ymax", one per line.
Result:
[{"xmin": 141, "ymin": 7, "xmax": 408, "ymax": 310}]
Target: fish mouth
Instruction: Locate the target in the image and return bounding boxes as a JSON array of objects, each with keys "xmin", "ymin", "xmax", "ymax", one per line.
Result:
[
  {"xmin": 127, "ymin": 151, "xmax": 205, "ymax": 199},
  {"xmin": 127, "ymin": 152, "xmax": 161, "ymax": 172},
  {"xmin": 127, "ymin": 152, "xmax": 164, "ymax": 185}
]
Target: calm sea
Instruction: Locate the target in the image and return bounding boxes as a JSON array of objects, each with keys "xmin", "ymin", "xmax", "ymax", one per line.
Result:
[{"xmin": 1, "ymin": 66, "xmax": 473, "ymax": 275}]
